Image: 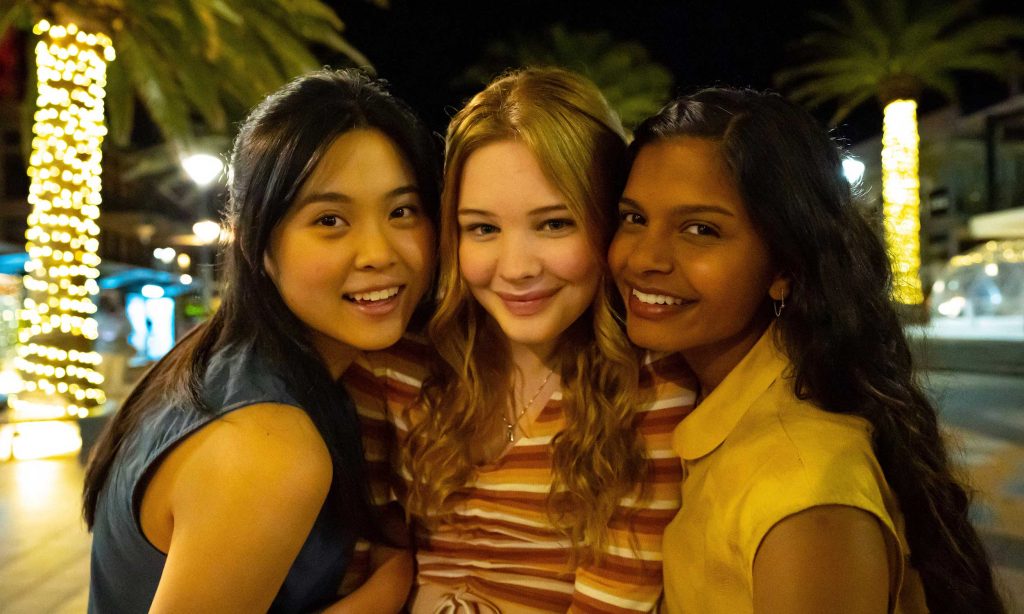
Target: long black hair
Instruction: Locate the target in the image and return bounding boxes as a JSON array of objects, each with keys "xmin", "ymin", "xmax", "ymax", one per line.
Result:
[
  {"xmin": 83, "ymin": 69, "xmax": 441, "ymax": 540},
  {"xmin": 630, "ymin": 88, "xmax": 1003, "ymax": 613}
]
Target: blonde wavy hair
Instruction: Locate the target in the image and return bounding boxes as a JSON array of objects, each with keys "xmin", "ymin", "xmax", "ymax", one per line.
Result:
[{"xmin": 403, "ymin": 67, "xmax": 646, "ymax": 559}]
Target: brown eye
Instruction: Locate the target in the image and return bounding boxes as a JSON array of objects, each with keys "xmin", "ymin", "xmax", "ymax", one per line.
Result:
[
  {"xmin": 619, "ymin": 211, "xmax": 645, "ymax": 226},
  {"xmin": 390, "ymin": 205, "xmax": 420, "ymax": 220},
  {"xmin": 683, "ymin": 223, "xmax": 718, "ymax": 237}
]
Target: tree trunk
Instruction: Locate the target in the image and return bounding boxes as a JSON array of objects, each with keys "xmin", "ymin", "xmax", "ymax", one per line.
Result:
[
  {"xmin": 880, "ymin": 98, "xmax": 924, "ymax": 305},
  {"xmin": 6, "ymin": 19, "xmax": 114, "ymax": 459}
]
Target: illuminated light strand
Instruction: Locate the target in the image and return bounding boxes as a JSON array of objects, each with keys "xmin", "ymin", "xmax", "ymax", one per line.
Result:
[
  {"xmin": 881, "ymin": 99, "xmax": 924, "ymax": 305},
  {"xmin": 10, "ymin": 20, "xmax": 112, "ymax": 424}
]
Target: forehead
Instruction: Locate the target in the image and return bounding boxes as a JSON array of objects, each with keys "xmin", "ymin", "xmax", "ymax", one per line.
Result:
[
  {"xmin": 298, "ymin": 128, "xmax": 415, "ymax": 197},
  {"xmin": 457, "ymin": 140, "xmax": 565, "ymax": 213},
  {"xmin": 624, "ymin": 137, "xmax": 743, "ymax": 214}
]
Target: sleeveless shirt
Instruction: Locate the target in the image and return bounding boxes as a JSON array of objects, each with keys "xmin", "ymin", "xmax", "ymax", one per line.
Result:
[{"xmin": 88, "ymin": 341, "xmax": 358, "ymax": 613}]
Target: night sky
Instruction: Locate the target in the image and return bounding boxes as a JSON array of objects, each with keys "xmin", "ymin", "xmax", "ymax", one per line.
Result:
[{"xmin": 331, "ymin": 0, "xmax": 1024, "ymax": 145}]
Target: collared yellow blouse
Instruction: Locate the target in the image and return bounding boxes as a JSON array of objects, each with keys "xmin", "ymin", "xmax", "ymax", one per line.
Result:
[{"xmin": 661, "ymin": 326, "xmax": 928, "ymax": 613}]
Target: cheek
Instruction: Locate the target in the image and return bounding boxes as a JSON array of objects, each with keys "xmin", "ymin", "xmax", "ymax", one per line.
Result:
[
  {"xmin": 458, "ymin": 242, "xmax": 493, "ymax": 287},
  {"xmin": 549, "ymin": 239, "xmax": 602, "ymax": 287},
  {"xmin": 607, "ymin": 235, "xmax": 630, "ymax": 280},
  {"xmin": 400, "ymin": 227, "xmax": 436, "ymax": 283}
]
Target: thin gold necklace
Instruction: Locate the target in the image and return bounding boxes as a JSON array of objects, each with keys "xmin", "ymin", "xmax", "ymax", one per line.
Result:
[{"xmin": 503, "ymin": 370, "xmax": 554, "ymax": 443}]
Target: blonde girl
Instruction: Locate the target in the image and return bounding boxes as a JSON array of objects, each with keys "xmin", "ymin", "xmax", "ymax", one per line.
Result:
[{"xmin": 370, "ymin": 67, "xmax": 693, "ymax": 613}]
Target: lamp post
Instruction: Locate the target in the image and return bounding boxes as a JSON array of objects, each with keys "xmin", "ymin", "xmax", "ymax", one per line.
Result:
[{"xmin": 181, "ymin": 154, "xmax": 224, "ymax": 317}]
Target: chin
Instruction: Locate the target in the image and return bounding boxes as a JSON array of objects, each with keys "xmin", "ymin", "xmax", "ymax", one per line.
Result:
[{"xmin": 627, "ymin": 326, "xmax": 685, "ymax": 353}]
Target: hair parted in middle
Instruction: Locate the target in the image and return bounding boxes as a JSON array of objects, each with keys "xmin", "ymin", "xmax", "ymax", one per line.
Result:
[{"xmin": 403, "ymin": 66, "xmax": 645, "ymax": 558}]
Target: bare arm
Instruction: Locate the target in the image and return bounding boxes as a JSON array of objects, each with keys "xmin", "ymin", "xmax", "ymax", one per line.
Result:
[
  {"xmin": 322, "ymin": 544, "xmax": 413, "ymax": 614},
  {"xmin": 322, "ymin": 501, "xmax": 414, "ymax": 613},
  {"xmin": 146, "ymin": 403, "xmax": 333, "ymax": 614},
  {"xmin": 752, "ymin": 505, "xmax": 892, "ymax": 614}
]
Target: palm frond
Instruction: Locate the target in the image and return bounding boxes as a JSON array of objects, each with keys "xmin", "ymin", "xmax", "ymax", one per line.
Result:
[
  {"xmin": 103, "ymin": 57, "xmax": 135, "ymax": 147},
  {"xmin": 117, "ymin": 28, "xmax": 195, "ymax": 144},
  {"xmin": 775, "ymin": 57, "xmax": 882, "ymax": 86},
  {"xmin": 778, "ymin": 0, "xmax": 1024, "ymax": 113},
  {"xmin": 0, "ymin": 0, "xmax": 32, "ymax": 36},
  {"xmin": 899, "ymin": 2, "xmax": 975, "ymax": 54}
]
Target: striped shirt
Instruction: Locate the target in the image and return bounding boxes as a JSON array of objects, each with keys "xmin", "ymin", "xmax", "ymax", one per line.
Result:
[{"xmin": 343, "ymin": 336, "xmax": 696, "ymax": 612}]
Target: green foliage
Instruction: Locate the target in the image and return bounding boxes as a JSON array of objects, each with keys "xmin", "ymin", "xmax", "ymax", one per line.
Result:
[
  {"xmin": 775, "ymin": 0, "xmax": 1024, "ymax": 124},
  {"xmin": 462, "ymin": 24, "xmax": 673, "ymax": 130},
  {"xmin": 3, "ymin": 0, "xmax": 369, "ymax": 146}
]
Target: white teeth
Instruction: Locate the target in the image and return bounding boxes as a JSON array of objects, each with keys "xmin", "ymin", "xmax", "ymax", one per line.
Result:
[
  {"xmin": 348, "ymin": 287, "xmax": 400, "ymax": 302},
  {"xmin": 632, "ymin": 288, "xmax": 684, "ymax": 305}
]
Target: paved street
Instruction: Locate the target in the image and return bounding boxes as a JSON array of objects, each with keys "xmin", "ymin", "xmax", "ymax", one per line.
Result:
[
  {"xmin": 0, "ymin": 369, "xmax": 1021, "ymax": 612},
  {"xmin": 922, "ymin": 370, "xmax": 1024, "ymax": 610}
]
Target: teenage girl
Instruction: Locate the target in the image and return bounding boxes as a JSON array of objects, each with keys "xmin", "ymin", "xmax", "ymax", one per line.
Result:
[
  {"xmin": 83, "ymin": 69, "xmax": 439, "ymax": 613},
  {"xmin": 610, "ymin": 87, "xmax": 1003, "ymax": 613},
  {"xmin": 365, "ymin": 67, "xmax": 694, "ymax": 613}
]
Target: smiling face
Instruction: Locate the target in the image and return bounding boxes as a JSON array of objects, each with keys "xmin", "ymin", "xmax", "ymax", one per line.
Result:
[
  {"xmin": 608, "ymin": 137, "xmax": 787, "ymax": 389},
  {"xmin": 457, "ymin": 140, "xmax": 601, "ymax": 359},
  {"xmin": 265, "ymin": 128, "xmax": 434, "ymax": 373}
]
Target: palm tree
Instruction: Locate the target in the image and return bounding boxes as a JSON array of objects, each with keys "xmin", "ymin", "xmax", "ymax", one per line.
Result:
[
  {"xmin": 462, "ymin": 25, "xmax": 673, "ymax": 130},
  {"xmin": 0, "ymin": 0, "xmax": 367, "ymax": 457},
  {"xmin": 775, "ymin": 0, "xmax": 1024, "ymax": 305}
]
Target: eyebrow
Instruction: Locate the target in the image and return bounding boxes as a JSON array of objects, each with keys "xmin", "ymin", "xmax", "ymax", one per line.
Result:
[
  {"xmin": 295, "ymin": 185, "xmax": 419, "ymax": 209},
  {"xmin": 618, "ymin": 197, "xmax": 734, "ymax": 217},
  {"xmin": 458, "ymin": 204, "xmax": 570, "ymax": 217}
]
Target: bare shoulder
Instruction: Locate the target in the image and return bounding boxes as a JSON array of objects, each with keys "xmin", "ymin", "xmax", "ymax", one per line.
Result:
[
  {"xmin": 752, "ymin": 505, "xmax": 891, "ymax": 614},
  {"xmin": 178, "ymin": 402, "xmax": 333, "ymax": 500},
  {"xmin": 146, "ymin": 403, "xmax": 336, "ymax": 613}
]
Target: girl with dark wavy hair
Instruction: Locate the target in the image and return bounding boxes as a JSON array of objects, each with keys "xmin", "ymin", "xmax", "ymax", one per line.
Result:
[
  {"xmin": 82, "ymin": 68, "xmax": 439, "ymax": 613},
  {"xmin": 609, "ymin": 88, "xmax": 1002, "ymax": 613}
]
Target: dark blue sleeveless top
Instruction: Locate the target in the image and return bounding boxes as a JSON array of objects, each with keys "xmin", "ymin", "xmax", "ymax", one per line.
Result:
[{"xmin": 88, "ymin": 341, "xmax": 358, "ymax": 613}]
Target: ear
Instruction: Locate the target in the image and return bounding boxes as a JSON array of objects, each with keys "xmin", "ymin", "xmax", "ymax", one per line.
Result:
[
  {"xmin": 263, "ymin": 251, "xmax": 278, "ymax": 282},
  {"xmin": 768, "ymin": 273, "xmax": 790, "ymax": 301}
]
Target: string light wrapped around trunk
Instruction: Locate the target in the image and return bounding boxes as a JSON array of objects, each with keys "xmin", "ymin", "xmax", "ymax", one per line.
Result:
[
  {"xmin": 7, "ymin": 20, "xmax": 114, "ymax": 452},
  {"xmin": 881, "ymin": 99, "xmax": 924, "ymax": 305}
]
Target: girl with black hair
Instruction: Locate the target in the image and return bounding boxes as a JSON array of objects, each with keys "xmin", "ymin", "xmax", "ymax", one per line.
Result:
[
  {"xmin": 609, "ymin": 88, "xmax": 1002, "ymax": 613},
  {"xmin": 82, "ymin": 68, "xmax": 439, "ymax": 613}
]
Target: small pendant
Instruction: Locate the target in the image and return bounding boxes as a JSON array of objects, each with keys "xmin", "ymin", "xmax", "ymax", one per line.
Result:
[{"xmin": 506, "ymin": 423, "xmax": 516, "ymax": 442}]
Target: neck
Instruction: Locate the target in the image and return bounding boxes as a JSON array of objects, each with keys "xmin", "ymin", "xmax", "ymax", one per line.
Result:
[
  {"xmin": 508, "ymin": 340, "xmax": 558, "ymax": 383},
  {"xmin": 310, "ymin": 333, "xmax": 360, "ymax": 380},
  {"xmin": 685, "ymin": 319, "xmax": 771, "ymax": 401}
]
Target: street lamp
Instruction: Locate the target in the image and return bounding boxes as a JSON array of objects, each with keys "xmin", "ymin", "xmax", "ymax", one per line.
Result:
[
  {"xmin": 192, "ymin": 220, "xmax": 222, "ymax": 245},
  {"xmin": 183, "ymin": 154, "xmax": 225, "ymax": 317},
  {"xmin": 181, "ymin": 153, "xmax": 224, "ymax": 187}
]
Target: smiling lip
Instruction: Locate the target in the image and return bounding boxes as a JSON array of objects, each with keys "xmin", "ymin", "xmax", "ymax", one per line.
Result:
[
  {"xmin": 627, "ymin": 286, "xmax": 694, "ymax": 319},
  {"xmin": 343, "ymin": 285, "xmax": 404, "ymax": 316},
  {"xmin": 496, "ymin": 288, "xmax": 558, "ymax": 317}
]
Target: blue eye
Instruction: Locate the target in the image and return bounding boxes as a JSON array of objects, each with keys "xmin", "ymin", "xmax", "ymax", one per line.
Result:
[
  {"xmin": 465, "ymin": 223, "xmax": 499, "ymax": 236},
  {"xmin": 542, "ymin": 218, "xmax": 575, "ymax": 232}
]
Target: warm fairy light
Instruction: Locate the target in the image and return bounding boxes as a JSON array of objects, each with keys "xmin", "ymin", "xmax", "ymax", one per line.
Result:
[
  {"xmin": 9, "ymin": 20, "xmax": 113, "ymax": 439},
  {"xmin": 0, "ymin": 421, "xmax": 83, "ymax": 461},
  {"xmin": 881, "ymin": 99, "xmax": 923, "ymax": 305}
]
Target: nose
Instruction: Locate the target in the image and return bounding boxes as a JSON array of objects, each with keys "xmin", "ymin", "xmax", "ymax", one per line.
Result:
[
  {"xmin": 353, "ymin": 220, "xmax": 398, "ymax": 270},
  {"xmin": 628, "ymin": 231, "xmax": 673, "ymax": 275},
  {"xmin": 496, "ymin": 231, "xmax": 542, "ymax": 282}
]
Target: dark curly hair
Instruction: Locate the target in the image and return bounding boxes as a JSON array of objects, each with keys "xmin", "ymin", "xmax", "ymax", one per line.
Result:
[{"xmin": 630, "ymin": 87, "xmax": 1003, "ymax": 614}]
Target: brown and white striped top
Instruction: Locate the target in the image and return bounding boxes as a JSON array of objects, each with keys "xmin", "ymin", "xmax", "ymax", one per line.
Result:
[{"xmin": 343, "ymin": 335, "xmax": 696, "ymax": 613}]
